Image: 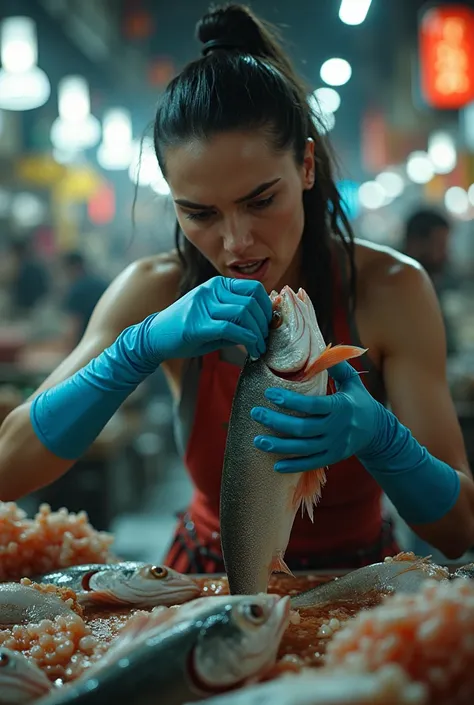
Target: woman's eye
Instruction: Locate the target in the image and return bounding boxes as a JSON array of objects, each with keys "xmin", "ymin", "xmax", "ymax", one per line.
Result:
[
  {"xmin": 185, "ymin": 210, "xmax": 215, "ymax": 222},
  {"xmin": 250, "ymin": 195, "xmax": 275, "ymax": 211}
]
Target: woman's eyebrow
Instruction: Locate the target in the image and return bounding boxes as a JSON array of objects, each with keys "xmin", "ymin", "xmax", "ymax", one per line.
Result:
[{"xmin": 174, "ymin": 178, "xmax": 281, "ymax": 210}]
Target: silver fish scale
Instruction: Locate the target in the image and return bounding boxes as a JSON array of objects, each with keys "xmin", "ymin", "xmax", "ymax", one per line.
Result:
[
  {"xmin": 32, "ymin": 562, "xmax": 146, "ymax": 591},
  {"xmin": 220, "ymin": 357, "xmax": 321, "ymax": 596}
]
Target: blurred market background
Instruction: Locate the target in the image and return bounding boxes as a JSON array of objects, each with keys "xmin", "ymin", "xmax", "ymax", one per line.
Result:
[{"xmin": 0, "ymin": 0, "xmax": 474, "ymax": 565}]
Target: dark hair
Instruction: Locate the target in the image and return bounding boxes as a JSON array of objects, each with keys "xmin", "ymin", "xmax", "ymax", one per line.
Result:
[
  {"xmin": 404, "ymin": 209, "xmax": 450, "ymax": 243},
  {"xmin": 153, "ymin": 3, "xmax": 356, "ymax": 339}
]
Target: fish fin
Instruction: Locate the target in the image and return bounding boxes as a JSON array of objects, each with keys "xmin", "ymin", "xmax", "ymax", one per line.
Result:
[
  {"xmin": 306, "ymin": 344, "xmax": 368, "ymax": 376},
  {"xmin": 293, "ymin": 467, "xmax": 327, "ymax": 522},
  {"xmin": 271, "ymin": 551, "xmax": 294, "ymax": 577}
]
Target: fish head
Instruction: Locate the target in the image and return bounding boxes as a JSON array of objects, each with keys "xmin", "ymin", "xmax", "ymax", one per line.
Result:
[
  {"xmin": 87, "ymin": 564, "xmax": 201, "ymax": 607},
  {"xmin": 188, "ymin": 593, "xmax": 290, "ymax": 694},
  {"xmin": 263, "ymin": 286, "xmax": 366, "ymax": 388},
  {"xmin": 265, "ymin": 287, "xmax": 326, "ymax": 385},
  {"xmin": 0, "ymin": 648, "xmax": 52, "ymax": 703}
]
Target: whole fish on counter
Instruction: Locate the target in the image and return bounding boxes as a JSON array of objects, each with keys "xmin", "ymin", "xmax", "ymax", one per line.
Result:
[
  {"xmin": 37, "ymin": 593, "xmax": 290, "ymax": 705},
  {"xmin": 186, "ymin": 666, "xmax": 427, "ymax": 705},
  {"xmin": 290, "ymin": 556, "xmax": 450, "ymax": 608},
  {"xmin": 0, "ymin": 648, "xmax": 53, "ymax": 705},
  {"xmin": 33, "ymin": 562, "xmax": 200, "ymax": 607},
  {"xmin": 220, "ymin": 286, "xmax": 366, "ymax": 595},
  {"xmin": 0, "ymin": 583, "xmax": 76, "ymax": 626}
]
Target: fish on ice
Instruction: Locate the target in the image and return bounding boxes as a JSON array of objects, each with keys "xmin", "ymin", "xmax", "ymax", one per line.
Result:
[
  {"xmin": 33, "ymin": 562, "xmax": 200, "ymax": 607},
  {"xmin": 36, "ymin": 593, "xmax": 290, "ymax": 705},
  {"xmin": 220, "ymin": 285, "xmax": 366, "ymax": 595}
]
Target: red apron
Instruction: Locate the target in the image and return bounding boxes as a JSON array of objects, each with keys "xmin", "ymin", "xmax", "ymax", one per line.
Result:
[{"xmin": 164, "ymin": 307, "xmax": 399, "ymax": 574}]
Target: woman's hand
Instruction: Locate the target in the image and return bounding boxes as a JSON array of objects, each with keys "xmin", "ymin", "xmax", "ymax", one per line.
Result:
[
  {"xmin": 251, "ymin": 361, "xmax": 380, "ymax": 472},
  {"xmin": 147, "ymin": 276, "xmax": 273, "ymax": 363}
]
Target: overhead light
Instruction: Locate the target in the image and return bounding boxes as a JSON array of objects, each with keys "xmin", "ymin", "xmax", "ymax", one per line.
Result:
[
  {"xmin": 406, "ymin": 151, "xmax": 434, "ymax": 184},
  {"xmin": 129, "ymin": 137, "xmax": 170, "ymax": 195},
  {"xmin": 11, "ymin": 192, "xmax": 46, "ymax": 227},
  {"xmin": 339, "ymin": 0, "xmax": 373, "ymax": 26},
  {"xmin": 427, "ymin": 131, "xmax": 457, "ymax": 175},
  {"xmin": 375, "ymin": 171, "xmax": 404, "ymax": 199},
  {"xmin": 468, "ymin": 183, "xmax": 474, "ymax": 206},
  {"xmin": 320, "ymin": 58, "xmax": 352, "ymax": 87},
  {"xmin": 312, "ymin": 87, "xmax": 341, "ymax": 113},
  {"xmin": 308, "ymin": 94, "xmax": 336, "ymax": 133},
  {"xmin": 50, "ymin": 76, "xmax": 100, "ymax": 151},
  {"xmin": 97, "ymin": 108, "xmax": 134, "ymax": 171},
  {"xmin": 445, "ymin": 186, "xmax": 469, "ymax": 216},
  {"xmin": 0, "ymin": 17, "xmax": 50, "ymax": 111},
  {"xmin": 358, "ymin": 181, "xmax": 387, "ymax": 210}
]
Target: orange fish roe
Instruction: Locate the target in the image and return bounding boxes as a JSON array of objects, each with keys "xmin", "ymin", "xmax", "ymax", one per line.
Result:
[
  {"xmin": 0, "ymin": 502, "xmax": 114, "ymax": 581},
  {"xmin": 0, "ymin": 611, "xmax": 106, "ymax": 683},
  {"xmin": 20, "ymin": 578, "xmax": 84, "ymax": 617},
  {"xmin": 325, "ymin": 579, "xmax": 474, "ymax": 705}
]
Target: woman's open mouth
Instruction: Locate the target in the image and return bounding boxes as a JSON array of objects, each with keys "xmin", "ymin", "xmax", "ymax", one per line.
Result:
[{"xmin": 228, "ymin": 258, "xmax": 269, "ymax": 280}]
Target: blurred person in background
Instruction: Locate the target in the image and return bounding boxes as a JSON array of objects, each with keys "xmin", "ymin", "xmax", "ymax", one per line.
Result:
[
  {"xmin": 402, "ymin": 209, "xmax": 457, "ymax": 355},
  {"xmin": 60, "ymin": 251, "xmax": 109, "ymax": 350},
  {"xmin": 6, "ymin": 238, "xmax": 50, "ymax": 317},
  {"xmin": 0, "ymin": 4, "xmax": 473, "ymax": 574}
]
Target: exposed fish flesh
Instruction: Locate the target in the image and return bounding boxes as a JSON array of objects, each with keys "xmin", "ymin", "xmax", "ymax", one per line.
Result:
[
  {"xmin": 290, "ymin": 557, "xmax": 449, "ymax": 608},
  {"xmin": 187, "ymin": 666, "xmax": 427, "ymax": 705},
  {"xmin": 0, "ymin": 647, "xmax": 53, "ymax": 705},
  {"xmin": 33, "ymin": 562, "xmax": 200, "ymax": 607},
  {"xmin": 0, "ymin": 583, "xmax": 76, "ymax": 626},
  {"xmin": 37, "ymin": 593, "xmax": 290, "ymax": 705},
  {"xmin": 220, "ymin": 286, "xmax": 366, "ymax": 594},
  {"xmin": 325, "ymin": 578, "xmax": 474, "ymax": 705}
]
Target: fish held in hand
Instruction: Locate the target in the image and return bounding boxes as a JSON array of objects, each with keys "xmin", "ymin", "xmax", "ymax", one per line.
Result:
[
  {"xmin": 220, "ymin": 286, "xmax": 366, "ymax": 595},
  {"xmin": 0, "ymin": 583, "xmax": 76, "ymax": 626},
  {"xmin": 290, "ymin": 555, "xmax": 450, "ymax": 608},
  {"xmin": 33, "ymin": 562, "xmax": 200, "ymax": 607},
  {"xmin": 0, "ymin": 648, "xmax": 53, "ymax": 705},
  {"xmin": 37, "ymin": 593, "xmax": 290, "ymax": 705}
]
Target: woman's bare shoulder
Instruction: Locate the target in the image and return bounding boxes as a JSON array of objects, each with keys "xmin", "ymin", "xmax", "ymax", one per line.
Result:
[
  {"xmin": 87, "ymin": 251, "xmax": 183, "ymax": 338},
  {"xmin": 354, "ymin": 238, "xmax": 428, "ymax": 301},
  {"xmin": 354, "ymin": 238, "xmax": 443, "ymax": 355}
]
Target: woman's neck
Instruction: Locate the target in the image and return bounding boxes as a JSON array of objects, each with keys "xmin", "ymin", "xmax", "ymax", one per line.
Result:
[{"xmin": 275, "ymin": 246, "xmax": 305, "ymax": 294}]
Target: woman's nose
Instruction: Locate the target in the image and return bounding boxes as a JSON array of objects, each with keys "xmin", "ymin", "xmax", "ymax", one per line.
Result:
[{"xmin": 221, "ymin": 215, "xmax": 254, "ymax": 255}]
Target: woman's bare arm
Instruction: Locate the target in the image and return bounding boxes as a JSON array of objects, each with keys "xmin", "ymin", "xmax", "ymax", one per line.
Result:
[
  {"xmin": 373, "ymin": 255, "xmax": 474, "ymax": 558},
  {"xmin": 0, "ymin": 255, "xmax": 181, "ymax": 500}
]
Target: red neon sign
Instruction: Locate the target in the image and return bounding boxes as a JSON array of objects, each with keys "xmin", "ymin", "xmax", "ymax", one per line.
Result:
[{"xmin": 419, "ymin": 5, "xmax": 474, "ymax": 109}]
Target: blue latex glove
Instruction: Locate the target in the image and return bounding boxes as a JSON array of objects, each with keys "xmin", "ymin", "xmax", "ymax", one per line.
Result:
[
  {"xmin": 31, "ymin": 277, "xmax": 272, "ymax": 460},
  {"xmin": 251, "ymin": 361, "xmax": 460, "ymax": 524}
]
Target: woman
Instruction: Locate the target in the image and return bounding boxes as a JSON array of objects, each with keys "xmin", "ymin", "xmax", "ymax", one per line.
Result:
[{"xmin": 0, "ymin": 4, "xmax": 472, "ymax": 573}]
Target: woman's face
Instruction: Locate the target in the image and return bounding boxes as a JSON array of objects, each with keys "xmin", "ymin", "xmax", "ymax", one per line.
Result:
[{"xmin": 164, "ymin": 131, "xmax": 315, "ymax": 293}]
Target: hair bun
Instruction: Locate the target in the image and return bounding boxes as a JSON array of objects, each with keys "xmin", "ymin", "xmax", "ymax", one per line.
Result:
[{"xmin": 197, "ymin": 4, "xmax": 266, "ymax": 56}]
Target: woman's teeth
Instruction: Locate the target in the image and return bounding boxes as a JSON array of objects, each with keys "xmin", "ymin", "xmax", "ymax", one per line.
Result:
[{"xmin": 233, "ymin": 260, "xmax": 264, "ymax": 274}]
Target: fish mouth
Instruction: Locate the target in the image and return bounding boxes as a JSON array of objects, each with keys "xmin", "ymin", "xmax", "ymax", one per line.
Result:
[
  {"xmin": 267, "ymin": 287, "xmax": 319, "ymax": 382},
  {"xmin": 267, "ymin": 286, "xmax": 367, "ymax": 381}
]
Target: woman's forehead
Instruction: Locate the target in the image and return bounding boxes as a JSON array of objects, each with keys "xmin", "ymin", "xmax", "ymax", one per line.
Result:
[{"xmin": 165, "ymin": 131, "xmax": 293, "ymax": 202}]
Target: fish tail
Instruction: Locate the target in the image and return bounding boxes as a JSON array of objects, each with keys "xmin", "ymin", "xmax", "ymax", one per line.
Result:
[
  {"xmin": 306, "ymin": 344, "xmax": 368, "ymax": 376},
  {"xmin": 271, "ymin": 551, "xmax": 294, "ymax": 577},
  {"xmin": 293, "ymin": 467, "xmax": 327, "ymax": 522}
]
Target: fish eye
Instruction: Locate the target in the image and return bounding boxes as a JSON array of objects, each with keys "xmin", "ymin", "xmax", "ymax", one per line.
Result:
[
  {"xmin": 242, "ymin": 602, "xmax": 266, "ymax": 624},
  {"xmin": 0, "ymin": 652, "xmax": 10, "ymax": 667},
  {"xmin": 150, "ymin": 565, "xmax": 168, "ymax": 579},
  {"xmin": 270, "ymin": 309, "xmax": 282, "ymax": 329}
]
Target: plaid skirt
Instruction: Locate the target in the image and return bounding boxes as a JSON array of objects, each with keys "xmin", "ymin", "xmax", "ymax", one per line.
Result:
[{"xmin": 164, "ymin": 512, "xmax": 401, "ymax": 575}]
